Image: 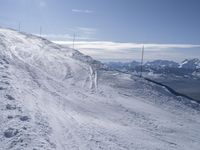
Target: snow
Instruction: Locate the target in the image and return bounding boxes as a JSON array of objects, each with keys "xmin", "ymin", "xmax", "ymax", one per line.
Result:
[
  {"xmin": 179, "ymin": 59, "xmax": 188, "ymax": 68},
  {"xmin": 0, "ymin": 28, "xmax": 200, "ymax": 150},
  {"xmin": 179, "ymin": 58, "xmax": 200, "ymax": 69}
]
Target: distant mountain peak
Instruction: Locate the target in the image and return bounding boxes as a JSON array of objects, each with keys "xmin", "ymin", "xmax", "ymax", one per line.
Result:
[{"xmin": 180, "ymin": 58, "xmax": 200, "ymax": 69}]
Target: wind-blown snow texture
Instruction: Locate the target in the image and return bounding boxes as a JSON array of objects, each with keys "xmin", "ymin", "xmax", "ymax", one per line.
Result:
[{"xmin": 0, "ymin": 28, "xmax": 200, "ymax": 150}]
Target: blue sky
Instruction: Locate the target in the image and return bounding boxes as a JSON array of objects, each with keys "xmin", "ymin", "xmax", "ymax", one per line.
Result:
[{"xmin": 0, "ymin": 0, "xmax": 200, "ymax": 62}]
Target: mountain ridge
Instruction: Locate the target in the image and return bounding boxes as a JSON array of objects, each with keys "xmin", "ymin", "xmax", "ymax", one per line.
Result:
[{"xmin": 105, "ymin": 58, "xmax": 200, "ymax": 78}]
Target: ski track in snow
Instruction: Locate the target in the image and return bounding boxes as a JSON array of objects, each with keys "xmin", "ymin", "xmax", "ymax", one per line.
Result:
[{"xmin": 0, "ymin": 28, "xmax": 200, "ymax": 150}]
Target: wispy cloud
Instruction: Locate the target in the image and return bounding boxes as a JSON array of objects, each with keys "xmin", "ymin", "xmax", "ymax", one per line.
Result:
[
  {"xmin": 52, "ymin": 40, "xmax": 200, "ymax": 62},
  {"xmin": 39, "ymin": 27, "xmax": 97, "ymax": 41},
  {"xmin": 72, "ymin": 9, "xmax": 93, "ymax": 14},
  {"xmin": 53, "ymin": 41, "xmax": 200, "ymax": 51}
]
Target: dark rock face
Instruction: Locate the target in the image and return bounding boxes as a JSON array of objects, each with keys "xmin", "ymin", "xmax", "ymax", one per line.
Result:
[
  {"xmin": 19, "ymin": 116, "xmax": 29, "ymax": 121},
  {"xmin": 7, "ymin": 115, "xmax": 14, "ymax": 119},
  {"xmin": 6, "ymin": 104, "xmax": 16, "ymax": 110},
  {"xmin": 4, "ymin": 128, "xmax": 19, "ymax": 138},
  {"xmin": 0, "ymin": 87, "xmax": 6, "ymax": 90},
  {"xmin": 6, "ymin": 94, "xmax": 15, "ymax": 100}
]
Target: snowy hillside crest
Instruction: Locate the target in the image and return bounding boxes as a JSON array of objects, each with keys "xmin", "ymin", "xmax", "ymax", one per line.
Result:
[{"xmin": 0, "ymin": 28, "xmax": 200, "ymax": 150}]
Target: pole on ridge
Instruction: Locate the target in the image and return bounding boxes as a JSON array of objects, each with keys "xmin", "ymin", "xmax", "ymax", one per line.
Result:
[
  {"xmin": 140, "ymin": 45, "xmax": 144, "ymax": 77},
  {"xmin": 40, "ymin": 26, "xmax": 42, "ymax": 37},
  {"xmin": 72, "ymin": 33, "xmax": 75, "ymax": 49},
  {"xmin": 18, "ymin": 22, "xmax": 21, "ymax": 32}
]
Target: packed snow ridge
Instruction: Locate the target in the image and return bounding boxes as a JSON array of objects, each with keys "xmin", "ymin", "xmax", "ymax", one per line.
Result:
[{"xmin": 0, "ymin": 28, "xmax": 200, "ymax": 150}]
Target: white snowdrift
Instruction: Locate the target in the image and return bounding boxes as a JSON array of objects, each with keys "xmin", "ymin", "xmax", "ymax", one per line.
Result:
[{"xmin": 0, "ymin": 28, "xmax": 200, "ymax": 150}]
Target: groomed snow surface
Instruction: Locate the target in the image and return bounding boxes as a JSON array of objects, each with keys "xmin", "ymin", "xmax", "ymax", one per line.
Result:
[{"xmin": 0, "ymin": 28, "xmax": 200, "ymax": 150}]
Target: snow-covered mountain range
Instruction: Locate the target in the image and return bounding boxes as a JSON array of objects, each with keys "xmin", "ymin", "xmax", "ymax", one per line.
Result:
[
  {"xmin": 0, "ymin": 28, "xmax": 200, "ymax": 150},
  {"xmin": 106, "ymin": 59, "xmax": 200, "ymax": 78}
]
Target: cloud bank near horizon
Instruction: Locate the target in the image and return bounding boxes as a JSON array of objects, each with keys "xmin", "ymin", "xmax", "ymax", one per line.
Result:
[
  {"xmin": 54, "ymin": 41, "xmax": 200, "ymax": 50},
  {"xmin": 52, "ymin": 40, "xmax": 200, "ymax": 62}
]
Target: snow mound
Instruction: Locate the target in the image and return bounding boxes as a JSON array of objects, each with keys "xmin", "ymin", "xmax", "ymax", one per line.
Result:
[{"xmin": 0, "ymin": 28, "xmax": 200, "ymax": 150}]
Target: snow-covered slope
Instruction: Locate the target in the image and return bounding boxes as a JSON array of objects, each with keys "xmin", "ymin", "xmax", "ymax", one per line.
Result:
[
  {"xmin": 0, "ymin": 28, "xmax": 200, "ymax": 150},
  {"xmin": 179, "ymin": 58, "xmax": 200, "ymax": 69}
]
